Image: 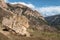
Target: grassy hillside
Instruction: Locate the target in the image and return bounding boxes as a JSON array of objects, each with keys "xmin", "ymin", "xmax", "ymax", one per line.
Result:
[
  {"xmin": 0, "ymin": 31, "xmax": 60, "ymax": 40},
  {"xmin": 0, "ymin": 24, "xmax": 60, "ymax": 40},
  {"xmin": 0, "ymin": 32, "xmax": 11, "ymax": 40}
]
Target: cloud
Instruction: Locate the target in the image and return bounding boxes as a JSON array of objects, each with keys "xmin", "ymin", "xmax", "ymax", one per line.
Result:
[
  {"xmin": 37, "ymin": 6, "xmax": 60, "ymax": 17},
  {"xmin": 5, "ymin": 0, "xmax": 60, "ymax": 17},
  {"xmin": 8, "ymin": 2, "xmax": 35, "ymax": 9},
  {"xmin": 4, "ymin": 0, "xmax": 9, "ymax": 3}
]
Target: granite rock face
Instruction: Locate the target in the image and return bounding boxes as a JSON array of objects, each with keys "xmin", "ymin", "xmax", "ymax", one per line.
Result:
[
  {"xmin": 6, "ymin": 4, "xmax": 48, "ymax": 30},
  {"xmin": 2, "ymin": 14, "xmax": 30, "ymax": 37},
  {"xmin": 0, "ymin": 5, "xmax": 30, "ymax": 37}
]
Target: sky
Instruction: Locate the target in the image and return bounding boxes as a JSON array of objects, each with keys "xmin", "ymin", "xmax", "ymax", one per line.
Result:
[{"xmin": 5, "ymin": 0, "xmax": 60, "ymax": 17}]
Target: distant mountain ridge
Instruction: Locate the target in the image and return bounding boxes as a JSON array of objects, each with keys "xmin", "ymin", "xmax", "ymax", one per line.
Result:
[{"xmin": 45, "ymin": 14, "xmax": 60, "ymax": 30}]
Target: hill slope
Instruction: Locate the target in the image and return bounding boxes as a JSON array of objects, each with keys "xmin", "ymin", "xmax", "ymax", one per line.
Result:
[
  {"xmin": 6, "ymin": 3, "xmax": 53, "ymax": 31},
  {"xmin": 45, "ymin": 14, "xmax": 60, "ymax": 30},
  {"xmin": 0, "ymin": 0, "xmax": 60, "ymax": 40}
]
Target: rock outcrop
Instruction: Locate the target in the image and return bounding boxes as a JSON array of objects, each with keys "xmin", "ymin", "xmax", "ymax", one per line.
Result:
[
  {"xmin": 6, "ymin": 3, "xmax": 48, "ymax": 30},
  {"xmin": 0, "ymin": 3, "xmax": 30, "ymax": 37},
  {"xmin": 2, "ymin": 14, "xmax": 30, "ymax": 37}
]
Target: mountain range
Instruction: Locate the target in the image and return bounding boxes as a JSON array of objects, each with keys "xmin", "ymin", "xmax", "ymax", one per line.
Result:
[{"xmin": 45, "ymin": 14, "xmax": 60, "ymax": 30}]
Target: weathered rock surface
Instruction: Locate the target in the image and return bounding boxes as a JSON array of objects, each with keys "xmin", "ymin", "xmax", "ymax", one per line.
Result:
[
  {"xmin": 6, "ymin": 3, "xmax": 49, "ymax": 31},
  {"xmin": 2, "ymin": 14, "xmax": 30, "ymax": 37},
  {"xmin": 0, "ymin": 3, "xmax": 30, "ymax": 37}
]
